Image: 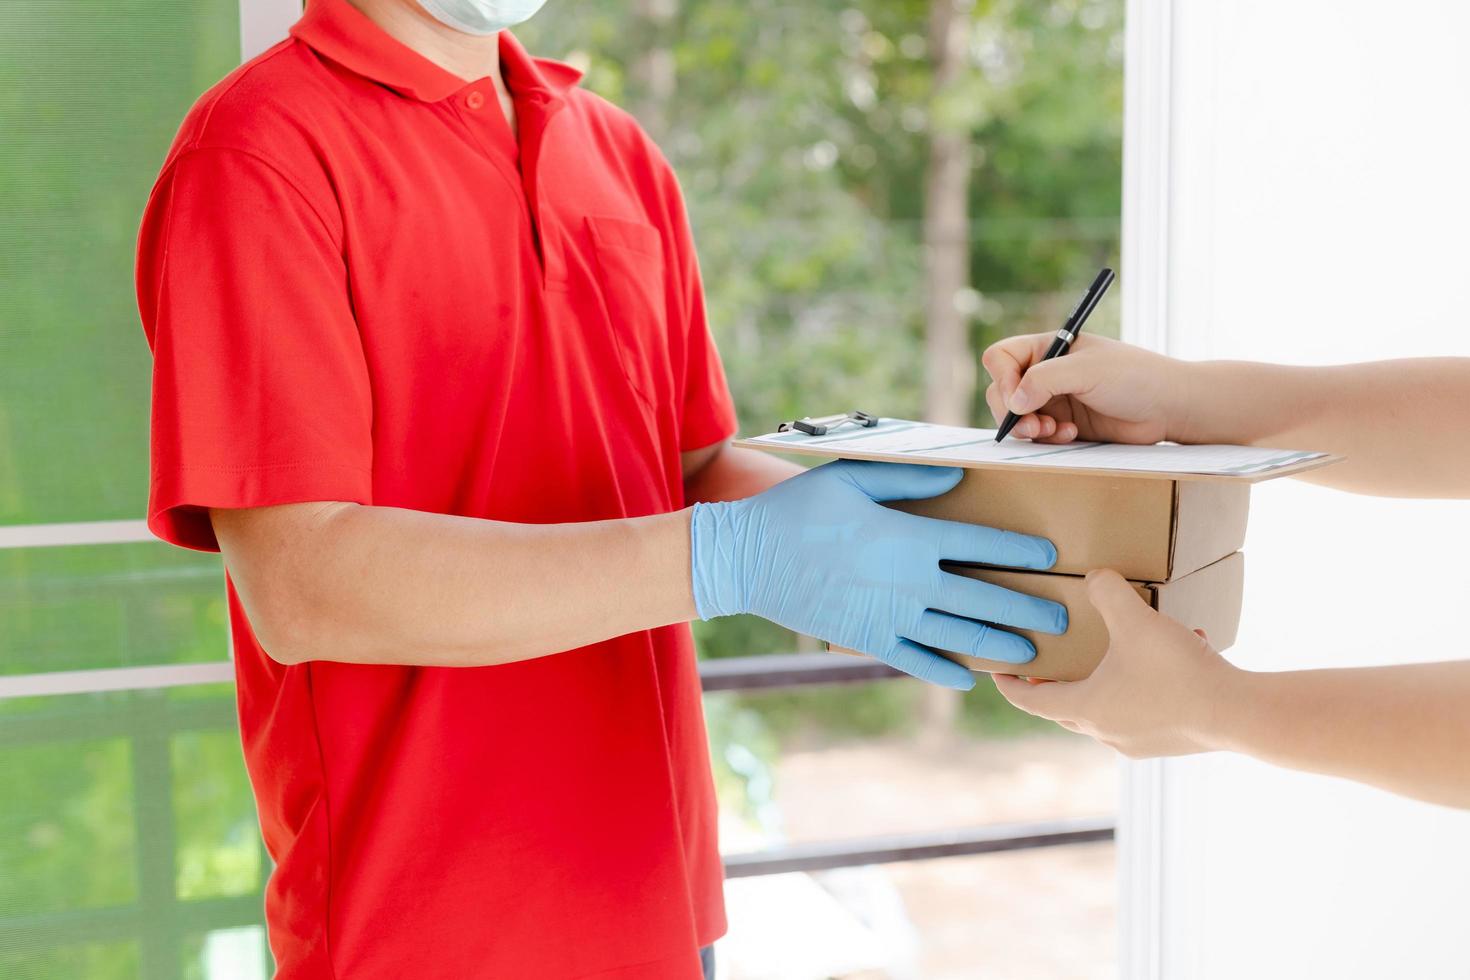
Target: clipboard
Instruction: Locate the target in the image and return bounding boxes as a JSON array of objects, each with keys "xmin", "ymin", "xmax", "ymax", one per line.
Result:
[{"xmin": 737, "ymin": 416, "xmax": 1341, "ymax": 483}]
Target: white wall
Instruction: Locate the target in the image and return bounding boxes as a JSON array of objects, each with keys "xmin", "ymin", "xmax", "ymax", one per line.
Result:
[
  {"xmin": 240, "ymin": 0, "xmax": 302, "ymax": 61},
  {"xmin": 1125, "ymin": 2, "xmax": 1470, "ymax": 977}
]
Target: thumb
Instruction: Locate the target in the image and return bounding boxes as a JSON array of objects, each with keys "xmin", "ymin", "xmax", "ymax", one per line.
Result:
[
  {"xmin": 1085, "ymin": 569, "xmax": 1156, "ymax": 638},
  {"xmin": 837, "ymin": 460, "xmax": 963, "ymax": 503},
  {"xmin": 1008, "ymin": 355, "xmax": 1095, "ymax": 415}
]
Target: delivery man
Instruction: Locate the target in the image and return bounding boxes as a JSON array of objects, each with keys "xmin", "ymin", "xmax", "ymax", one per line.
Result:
[
  {"xmin": 981, "ymin": 334, "xmax": 1470, "ymax": 809},
  {"xmin": 135, "ymin": 0, "xmax": 1069, "ymax": 976}
]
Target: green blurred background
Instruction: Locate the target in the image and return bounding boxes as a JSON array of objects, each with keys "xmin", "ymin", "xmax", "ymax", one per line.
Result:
[{"xmin": 0, "ymin": 0, "xmax": 1122, "ymax": 976}]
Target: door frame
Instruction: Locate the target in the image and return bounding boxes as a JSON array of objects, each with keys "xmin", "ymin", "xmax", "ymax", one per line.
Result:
[{"xmin": 1118, "ymin": 2, "xmax": 1175, "ymax": 977}]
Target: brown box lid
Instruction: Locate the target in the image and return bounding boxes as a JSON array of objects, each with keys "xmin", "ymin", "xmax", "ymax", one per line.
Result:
[{"xmin": 891, "ymin": 468, "xmax": 1250, "ymax": 581}]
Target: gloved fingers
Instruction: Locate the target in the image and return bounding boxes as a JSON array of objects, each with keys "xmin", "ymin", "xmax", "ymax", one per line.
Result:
[
  {"xmin": 879, "ymin": 637, "xmax": 977, "ymax": 691},
  {"xmin": 933, "ymin": 519, "xmax": 1057, "ymax": 570},
  {"xmin": 935, "ymin": 574, "xmax": 1069, "ymax": 634},
  {"xmin": 906, "ymin": 610, "xmax": 1037, "ymax": 665},
  {"xmin": 835, "ymin": 460, "xmax": 963, "ymax": 502}
]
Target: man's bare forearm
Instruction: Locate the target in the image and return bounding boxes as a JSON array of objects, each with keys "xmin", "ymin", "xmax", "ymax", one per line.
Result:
[
  {"xmin": 213, "ymin": 443, "xmax": 802, "ymax": 669},
  {"xmin": 685, "ymin": 444, "xmax": 805, "ymax": 502},
  {"xmin": 212, "ymin": 502, "xmax": 698, "ymax": 668},
  {"xmin": 1208, "ymin": 661, "xmax": 1470, "ymax": 809},
  {"xmin": 1177, "ymin": 358, "xmax": 1470, "ymax": 497}
]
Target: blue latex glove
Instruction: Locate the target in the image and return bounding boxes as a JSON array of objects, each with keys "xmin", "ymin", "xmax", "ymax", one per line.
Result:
[{"xmin": 690, "ymin": 460, "xmax": 1068, "ymax": 690}]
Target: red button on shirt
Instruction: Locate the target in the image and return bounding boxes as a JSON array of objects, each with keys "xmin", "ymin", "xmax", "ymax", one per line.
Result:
[{"xmin": 135, "ymin": 1, "xmax": 736, "ymax": 976}]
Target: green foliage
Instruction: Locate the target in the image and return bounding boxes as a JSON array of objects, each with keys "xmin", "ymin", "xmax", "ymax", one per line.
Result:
[
  {"xmin": 960, "ymin": 673, "xmax": 1061, "ymax": 736},
  {"xmin": 0, "ymin": 737, "xmax": 138, "ymax": 915},
  {"xmin": 171, "ymin": 731, "xmax": 264, "ymax": 902},
  {"xmin": 525, "ymin": 0, "xmax": 1124, "ymax": 756},
  {"xmin": 1, "ymin": 1, "xmax": 1121, "ymax": 971},
  {"xmin": 0, "ymin": 689, "xmax": 260, "ymax": 980},
  {"xmin": 0, "ymin": 0, "xmax": 241, "ymax": 525},
  {"xmin": 0, "ymin": 543, "xmax": 227, "ymax": 677},
  {"xmin": 0, "ymin": 942, "xmax": 141, "ymax": 980}
]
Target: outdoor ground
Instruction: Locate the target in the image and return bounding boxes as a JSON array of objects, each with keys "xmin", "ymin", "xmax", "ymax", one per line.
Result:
[{"xmin": 720, "ymin": 731, "xmax": 1118, "ymax": 980}]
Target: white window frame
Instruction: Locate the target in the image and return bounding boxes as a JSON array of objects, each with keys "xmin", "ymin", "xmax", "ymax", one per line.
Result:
[{"xmin": 1117, "ymin": 2, "xmax": 1174, "ymax": 977}]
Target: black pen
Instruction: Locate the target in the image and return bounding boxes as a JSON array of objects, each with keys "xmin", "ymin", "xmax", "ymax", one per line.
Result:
[{"xmin": 994, "ymin": 266, "xmax": 1115, "ymax": 443}]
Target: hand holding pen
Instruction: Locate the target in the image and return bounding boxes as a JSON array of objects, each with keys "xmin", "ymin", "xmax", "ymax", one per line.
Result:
[{"xmin": 994, "ymin": 267, "xmax": 1115, "ymax": 443}]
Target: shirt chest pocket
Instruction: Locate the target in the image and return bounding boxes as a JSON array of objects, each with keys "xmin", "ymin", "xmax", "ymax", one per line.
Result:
[{"xmin": 585, "ymin": 215, "xmax": 672, "ymax": 413}]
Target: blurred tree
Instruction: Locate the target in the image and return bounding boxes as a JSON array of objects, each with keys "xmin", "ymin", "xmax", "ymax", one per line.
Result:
[
  {"xmin": 0, "ymin": 3, "xmax": 1123, "ymax": 969},
  {"xmin": 923, "ymin": 0, "xmax": 978, "ymax": 430},
  {"xmin": 521, "ymin": 0, "xmax": 1123, "ymax": 748},
  {"xmin": 628, "ymin": 0, "xmax": 678, "ymax": 142},
  {"xmin": 524, "ymin": 0, "xmax": 1124, "ymax": 438},
  {"xmin": 919, "ymin": 0, "xmax": 979, "ymax": 734}
]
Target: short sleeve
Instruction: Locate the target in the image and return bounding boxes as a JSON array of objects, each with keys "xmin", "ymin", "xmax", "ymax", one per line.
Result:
[
  {"xmin": 136, "ymin": 147, "xmax": 373, "ymax": 551},
  {"xmin": 654, "ymin": 161, "xmax": 738, "ymax": 452}
]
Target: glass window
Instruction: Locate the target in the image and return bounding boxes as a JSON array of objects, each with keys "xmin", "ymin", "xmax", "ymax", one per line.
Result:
[
  {"xmin": 6, "ymin": 0, "xmax": 1124, "ymax": 976},
  {"xmin": 530, "ymin": 0, "xmax": 1130, "ymax": 971},
  {"xmin": 0, "ymin": 0, "xmax": 240, "ymax": 525},
  {"xmin": 0, "ymin": 942, "xmax": 141, "ymax": 980},
  {"xmin": 179, "ymin": 926, "xmax": 270, "ymax": 980},
  {"xmin": 1, "ymin": 542, "xmax": 225, "ymax": 678},
  {"xmin": 2, "ymin": 3, "xmax": 248, "ymax": 967},
  {"xmin": 0, "ymin": 687, "xmax": 266, "ymax": 979}
]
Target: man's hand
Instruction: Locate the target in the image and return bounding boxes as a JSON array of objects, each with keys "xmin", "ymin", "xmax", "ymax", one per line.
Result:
[
  {"xmin": 689, "ymin": 460, "xmax": 1069, "ymax": 691},
  {"xmin": 992, "ymin": 569, "xmax": 1239, "ymax": 757},
  {"xmin": 981, "ymin": 334, "xmax": 1190, "ymax": 445}
]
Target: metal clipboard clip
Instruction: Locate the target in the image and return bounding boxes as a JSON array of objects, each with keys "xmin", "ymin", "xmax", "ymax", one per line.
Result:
[{"xmin": 776, "ymin": 410, "xmax": 879, "ymax": 436}]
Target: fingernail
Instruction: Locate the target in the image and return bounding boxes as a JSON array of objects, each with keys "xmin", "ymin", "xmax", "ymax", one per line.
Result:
[
  {"xmin": 1036, "ymin": 540, "xmax": 1058, "ymax": 568},
  {"xmin": 1053, "ymin": 603, "xmax": 1070, "ymax": 634},
  {"xmin": 1009, "ymin": 386, "xmax": 1033, "ymax": 413}
]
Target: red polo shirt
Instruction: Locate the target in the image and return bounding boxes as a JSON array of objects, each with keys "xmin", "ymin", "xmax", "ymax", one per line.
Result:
[{"xmin": 135, "ymin": 2, "xmax": 735, "ymax": 976}]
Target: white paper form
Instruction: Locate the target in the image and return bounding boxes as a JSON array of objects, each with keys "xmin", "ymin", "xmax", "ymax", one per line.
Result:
[{"xmin": 742, "ymin": 418, "xmax": 1328, "ymax": 477}]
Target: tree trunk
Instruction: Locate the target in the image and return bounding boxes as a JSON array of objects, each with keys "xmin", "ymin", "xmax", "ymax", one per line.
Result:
[
  {"xmin": 920, "ymin": 0, "xmax": 976, "ymax": 736},
  {"xmin": 924, "ymin": 0, "xmax": 976, "ymax": 429},
  {"xmin": 629, "ymin": 0, "xmax": 678, "ymax": 144}
]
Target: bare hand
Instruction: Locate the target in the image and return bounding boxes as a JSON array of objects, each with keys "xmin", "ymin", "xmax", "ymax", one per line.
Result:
[
  {"xmin": 981, "ymin": 334, "xmax": 1189, "ymax": 445},
  {"xmin": 991, "ymin": 569, "xmax": 1241, "ymax": 759}
]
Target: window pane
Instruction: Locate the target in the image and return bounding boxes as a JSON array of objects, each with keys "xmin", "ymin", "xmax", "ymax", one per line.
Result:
[
  {"xmin": 179, "ymin": 926, "xmax": 270, "ymax": 980},
  {"xmin": 707, "ymin": 683, "xmax": 1117, "ymax": 846},
  {"xmin": 721, "ymin": 849, "xmax": 1116, "ymax": 980},
  {"xmin": 708, "ymin": 682, "xmax": 1118, "ymax": 978},
  {"xmin": 0, "ymin": 541, "xmax": 225, "ymax": 677},
  {"xmin": 0, "ymin": 0, "xmax": 240, "ymax": 525},
  {"xmin": 0, "ymin": 688, "xmax": 265, "ymax": 973},
  {"xmin": 172, "ymin": 731, "xmax": 264, "ymax": 901},
  {"xmin": 0, "ymin": 736, "xmax": 138, "ymax": 915},
  {"xmin": 0, "ymin": 941, "xmax": 141, "ymax": 980}
]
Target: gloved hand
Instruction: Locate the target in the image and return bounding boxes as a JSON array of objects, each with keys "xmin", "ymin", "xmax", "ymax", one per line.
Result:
[{"xmin": 689, "ymin": 460, "xmax": 1068, "ymax": 690}]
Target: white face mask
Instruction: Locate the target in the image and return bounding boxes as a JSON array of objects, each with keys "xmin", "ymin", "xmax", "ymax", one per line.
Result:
[{"xmin": 416, "ymin": 0, "xmax": 548, "ymax": 35}]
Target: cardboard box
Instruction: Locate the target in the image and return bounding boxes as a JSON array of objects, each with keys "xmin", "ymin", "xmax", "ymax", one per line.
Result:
[
  {"xmin": 833, "ymin": 551, "xmax": 1245, "ymax": 682},
  {"xmin": 889, "ymin": 468, "xmax": 1250, "ymax": 582}
]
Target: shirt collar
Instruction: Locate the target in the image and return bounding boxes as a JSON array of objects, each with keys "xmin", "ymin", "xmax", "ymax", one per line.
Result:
[{"xmin": 291, "ymin": 0, "xmax": 583, "ymax": 105}]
